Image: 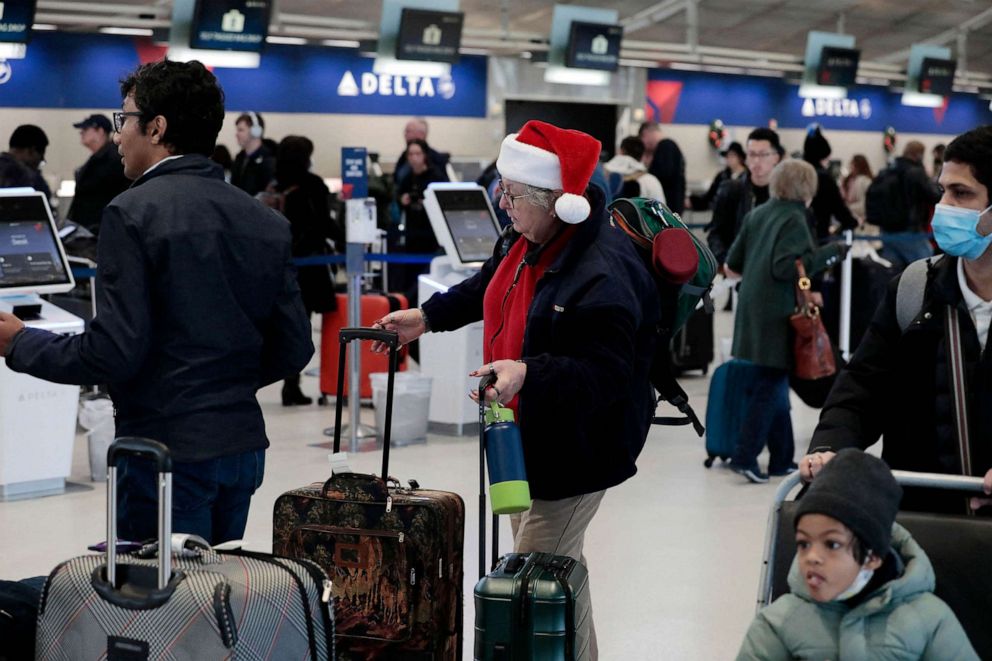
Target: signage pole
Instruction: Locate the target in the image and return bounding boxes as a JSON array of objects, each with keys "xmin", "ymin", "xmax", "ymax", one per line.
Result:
[
  {"xmin": 839, "ymin": 230, "xmax": 853, "ymax": 361},
  {"xmin": 324, "ymin": 148, "xmax": 376, "ymax": 451}
]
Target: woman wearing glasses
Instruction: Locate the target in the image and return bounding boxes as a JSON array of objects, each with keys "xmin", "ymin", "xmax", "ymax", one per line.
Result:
[{"xmin": 373, "ymin": 120, "xmax": 660, "ymax": 659}]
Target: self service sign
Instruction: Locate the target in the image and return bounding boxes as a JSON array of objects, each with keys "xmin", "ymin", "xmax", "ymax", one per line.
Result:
[
  {"xmin": 0, "ymin": 0, "xmax": 37, "ymax": 43},
  {"xmin": 190, "ymin": 0, "xmax": 272, "ymax": 52}
]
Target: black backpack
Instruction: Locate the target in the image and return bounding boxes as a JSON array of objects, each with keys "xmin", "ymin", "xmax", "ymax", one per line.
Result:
[{"xmin": 865, "ymin": 165, "xmax": 909, "ymax": 231}]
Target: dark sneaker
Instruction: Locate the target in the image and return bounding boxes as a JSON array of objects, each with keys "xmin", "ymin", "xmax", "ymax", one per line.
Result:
[
  {"xmin": 729, "ymin": 462, "xmax": 770, "ymax": 484},
  {"xmin": 769, "ymin": 463, "xmax": 799, "ymax": 477},
  {"xmin": 741, "ymin": 466, "xmax": 769, "ymax": 483}
]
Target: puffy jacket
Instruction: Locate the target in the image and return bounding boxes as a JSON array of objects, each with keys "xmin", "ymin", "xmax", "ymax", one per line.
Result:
[
  {"xmin": 737, "ymin": 523, "xmax": 978, "ymax": 661},
  {"xmin": 421, "ymin": 187, "xmax": 660, "ymax": 499},
  {"xmin": 7, "ymin": 154, "xmax": 313, "ymax": 461}
]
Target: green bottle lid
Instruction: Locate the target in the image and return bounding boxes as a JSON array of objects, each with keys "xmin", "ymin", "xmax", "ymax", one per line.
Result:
[{"xmin": 484, "ymin": 401, "xmax": 515, "ymax": 425}]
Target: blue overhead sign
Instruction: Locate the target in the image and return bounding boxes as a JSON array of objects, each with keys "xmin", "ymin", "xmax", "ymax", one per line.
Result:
[
  {"xmin": 190, "ymin": 0, "xmax": 272, "ymax": 52},
  {"xmin": 0, "ymin": 32, "xmax": 487, "ymax": 118},
  {"xmin": 0, "ymin": 0, "xmax": 36, "ymax": 43},
  {"xmin": 646, "ymin": 69, "xmax": 992, "ymax": 135}
]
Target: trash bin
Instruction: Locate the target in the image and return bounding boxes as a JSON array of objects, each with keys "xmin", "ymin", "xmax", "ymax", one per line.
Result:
[
  {"xmin": 371, "ymin": 372, "xmax": 432, "ymax": 446},
  {"xmin": 78, "ymin": 395, "xmax": 115, "ymax": 481}
]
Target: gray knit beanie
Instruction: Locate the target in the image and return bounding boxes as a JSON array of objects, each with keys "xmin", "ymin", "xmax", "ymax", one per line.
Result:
[{"xmin": 795, "ymin": 449, "xmax": 903, "ymax": 557}]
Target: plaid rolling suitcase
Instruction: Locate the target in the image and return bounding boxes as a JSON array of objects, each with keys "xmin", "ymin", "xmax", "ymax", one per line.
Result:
[
  {"xmin": 35, "ymin": 438, "xmax": 334, "ymax": 660},
  {"xmin": 274, "ymin": 328, "xmax": 465, "ymax": 660}
]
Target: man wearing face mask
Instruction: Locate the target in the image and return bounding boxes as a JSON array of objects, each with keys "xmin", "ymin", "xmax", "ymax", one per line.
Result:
[{"xmin": 801, "ymin": 126, "xmax": 992, "ymax": 515}]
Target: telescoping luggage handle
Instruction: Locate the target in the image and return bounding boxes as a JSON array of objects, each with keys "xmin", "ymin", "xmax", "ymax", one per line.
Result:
[
  {"xmin": 756, "ymin": 469, "xmax": 986, "ymax": 610},
  {"xmin": 333, "ymin": 328, "xmax": 399, "ymax": 482},
  {"xmin": 106, "ymin": 437, "xmax": 173, "ymax": 590}
]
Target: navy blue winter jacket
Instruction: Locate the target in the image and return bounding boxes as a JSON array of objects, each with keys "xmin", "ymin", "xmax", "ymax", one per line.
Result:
[
  {"xmin": 422, "ymin": 187, "xmax": 660, "ymax": 499},
  {"xmin": 7, "ymin": 154, "xmax": 313, "ymax": 461}
]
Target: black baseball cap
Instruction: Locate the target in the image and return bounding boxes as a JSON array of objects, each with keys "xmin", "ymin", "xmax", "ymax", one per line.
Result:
[{"xmin": 73, "ymin": 114, "xmax": 112, "ymax": 132}]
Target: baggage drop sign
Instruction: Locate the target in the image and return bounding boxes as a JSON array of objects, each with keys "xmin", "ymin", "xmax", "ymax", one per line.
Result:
[{"xmin": 0, "ymin": 0, "xmax": 36, "ymax": 43}]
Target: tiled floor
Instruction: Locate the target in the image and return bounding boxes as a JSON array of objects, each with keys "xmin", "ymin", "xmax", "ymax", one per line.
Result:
[{"xmin": 0, "ymin": 306, "xmax": 824, "ymax": 659}]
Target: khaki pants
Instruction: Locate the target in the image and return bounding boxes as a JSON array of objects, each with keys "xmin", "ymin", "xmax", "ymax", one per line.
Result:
[{"xmin": 510, "ymin": 490, "xmax": 606, "ymax": 661}]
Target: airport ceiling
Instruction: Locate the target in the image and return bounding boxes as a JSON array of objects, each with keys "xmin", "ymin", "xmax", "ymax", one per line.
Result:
[{"xmin": 33, "ymin": 0, "xmax": 992, "ymax": 88}]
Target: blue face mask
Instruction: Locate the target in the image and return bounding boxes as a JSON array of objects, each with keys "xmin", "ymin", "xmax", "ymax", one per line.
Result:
[{"xmin": 931, "ymin": 203, "xmax": 992, "ymax": 260}]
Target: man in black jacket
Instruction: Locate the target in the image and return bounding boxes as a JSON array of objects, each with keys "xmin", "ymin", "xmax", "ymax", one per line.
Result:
[
  {"xmin": 66, "ymin": 114, "xmax": 130, "ymax": 235},
  {"xmin": 802, "ymin": 125, "xmax": 859, "ymax": 240},
  {"xmin": 8, "ymin": 124, "xmax": 52, "ymax": 201},
  {"xmin": 872, "ymin": 141, "xmax": 944, "ymax": 270},
  {"xmin": 706, "ymin": 127, "xmax": 784, "ymax": 267},
  {"xmin": 802, "ymin": 126, "xmax": 992, "ymax": 514},
  {"xmin": 0, "ymin": 60, "xmax": 313, "ymax": 544},
  {"xmin": 231, "ymin": 111, "xmax": 275, "ymax": 196}
]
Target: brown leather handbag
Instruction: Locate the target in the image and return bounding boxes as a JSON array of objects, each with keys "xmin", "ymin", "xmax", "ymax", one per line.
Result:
[{"xmin": 789, "ymin": 259, "xmax": 837, "ymax": 380}]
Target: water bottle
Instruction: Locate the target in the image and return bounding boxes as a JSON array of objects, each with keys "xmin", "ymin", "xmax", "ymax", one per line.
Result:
[{"xmin": 485, "ymin": 402, "xmax": 531, "ymax": 515}]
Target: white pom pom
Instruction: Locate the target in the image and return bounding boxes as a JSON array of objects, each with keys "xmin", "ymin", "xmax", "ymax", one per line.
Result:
[{"xmin": 555, "ymin": 193, "xmax": 590, "ymax": 224}]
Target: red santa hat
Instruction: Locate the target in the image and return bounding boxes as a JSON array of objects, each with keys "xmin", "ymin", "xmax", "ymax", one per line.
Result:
[{"xmin": 495, "ymin": 120, "xmax": 602, "ymax": 224}]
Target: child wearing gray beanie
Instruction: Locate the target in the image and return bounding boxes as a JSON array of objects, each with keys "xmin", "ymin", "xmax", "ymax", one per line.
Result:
[{"xmin": 738, "ymin": 449, "xmax": 977, "ymax": 660}]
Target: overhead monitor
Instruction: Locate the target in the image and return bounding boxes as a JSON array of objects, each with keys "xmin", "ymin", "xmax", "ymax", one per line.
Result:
[
  {"xmin": 395, "ymin": 8, "xmax": 463, "ymax": 63},
  {"xmin": 189, "ymin": 0, "xmax": 272, "ymax": 52},
  {"xmin": 919, "ymin": 57, "xmax": 956, "ymax": 96},
  {"xmin": 0, "ymin": 0, "xmax": 37, "ymax": 44},
  {"xmin": 816, "ymin": 46, "xmax": 860, "ymax": 88},
  {"xmin": 424, "ymin": 183, "xmax": 501, "ymax": 270},
  {"xmin": 565, "ymin": 21, "xmax": 622, "ymax": 72},
  {"xmin": 0, "ymin": 190, "xmax": 75, "ymax": 295}
]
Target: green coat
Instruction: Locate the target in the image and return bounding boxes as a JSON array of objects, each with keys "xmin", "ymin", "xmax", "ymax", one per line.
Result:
[
  {"xmin": 737, "ymin": 524, "xmax": 979, "ymax": 661},
  {"xmin": 726, "ymin": 198, "xmax": 844, "ymax": 369}
]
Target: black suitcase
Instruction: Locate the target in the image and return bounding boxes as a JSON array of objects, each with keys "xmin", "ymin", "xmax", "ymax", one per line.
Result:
[
  {"xmin": 0, "ymin": 576, "xmax": 45, "ymax": 661},
  {"xmin": 670, "ymin": 307, "xmax": 714, "ymax": 374}
]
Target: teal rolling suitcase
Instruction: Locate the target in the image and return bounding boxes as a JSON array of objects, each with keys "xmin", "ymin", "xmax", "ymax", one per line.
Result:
[{"xmin": 473, "ymin": 552, "xmax": 590, "ymax": 660}]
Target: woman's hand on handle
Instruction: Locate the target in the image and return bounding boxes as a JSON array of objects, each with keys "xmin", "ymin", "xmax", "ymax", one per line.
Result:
[
  {"xmin": 468, "ymin": 359, "xmax": 527, "ymax": 405},
  {"xmin": 799, "ymin": 450, "xmax": 836, "ymax": 483},
  {"xmin": 370, "ymin": 308, "xmax": 426, "ymax": 353}
]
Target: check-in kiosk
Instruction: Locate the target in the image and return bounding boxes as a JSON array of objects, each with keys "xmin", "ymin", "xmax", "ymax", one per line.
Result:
[
  {"xmin": 419, "ymin": 183, "xmax": 502, "ymax": 435},
  {"xmin": 0, "ymin": 189, "xmax": 84, "ymax": 499}
]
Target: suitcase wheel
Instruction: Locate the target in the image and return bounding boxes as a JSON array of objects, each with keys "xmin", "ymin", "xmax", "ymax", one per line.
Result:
[
  {"xmin": 704, "ymin": 456, "xmax": 715, "ymax": 469},
  {"xmin": 318, "ymin": 395, "xmax": 328, "ymax": 406}
]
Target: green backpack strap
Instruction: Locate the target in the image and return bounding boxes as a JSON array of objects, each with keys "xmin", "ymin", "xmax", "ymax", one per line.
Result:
[{"xmin": 896, "ymin": 255, "xmax": 942, "ymax": 332}]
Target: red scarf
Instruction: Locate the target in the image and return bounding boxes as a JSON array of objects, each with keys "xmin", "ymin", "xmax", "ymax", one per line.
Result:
[{"xmin": 483, "ymin": 227, "xmax": 575, "ymax": 416}]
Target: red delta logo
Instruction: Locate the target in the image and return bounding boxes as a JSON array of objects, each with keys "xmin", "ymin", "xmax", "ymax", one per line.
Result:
[
  {"xmin": 933, "ymin": 97, "xmax": 950, "ymax": 126},
  {"xmin": 645, "ymin": 80, "xmax": 683, "ymax": 124}
]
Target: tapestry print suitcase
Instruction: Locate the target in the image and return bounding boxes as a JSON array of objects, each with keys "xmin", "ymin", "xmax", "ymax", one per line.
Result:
[
  {"xmin": 35, "ymin": 437, "xmax": 334, "ymax": 660},
  {"xmin": 275, "ymin": 328, "xmax": 465, "ymax": 660}
]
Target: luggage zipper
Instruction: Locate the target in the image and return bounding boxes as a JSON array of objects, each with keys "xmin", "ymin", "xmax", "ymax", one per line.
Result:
[{"xmin": 221, "ymin": 550, "xmax": 320, "ymax": 661}]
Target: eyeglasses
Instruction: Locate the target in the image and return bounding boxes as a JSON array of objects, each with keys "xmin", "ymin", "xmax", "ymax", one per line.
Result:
[
  {"xmin": 746, "ymin": 151, "xmax": 777, "ymax": 161},
  {"xmin": 497, "ymin": 178, "xmax": 534, "ymax": 210},
  {"xmin": 113, "ymin": 111, "xmax": 142, "ymax": 133}
]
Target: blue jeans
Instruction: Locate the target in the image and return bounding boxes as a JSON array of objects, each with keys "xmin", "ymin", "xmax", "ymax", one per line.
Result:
[
  {"xmin": 879, "ymin": 231, "xmax": 933, "ymax": 271},
  {"xmin": 116, "ymin": 449, "xmax": 265, "ymax": 545},
  {"xmin": 731, "ymin": 364, "xmax": 794, "ymax": 472}
]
